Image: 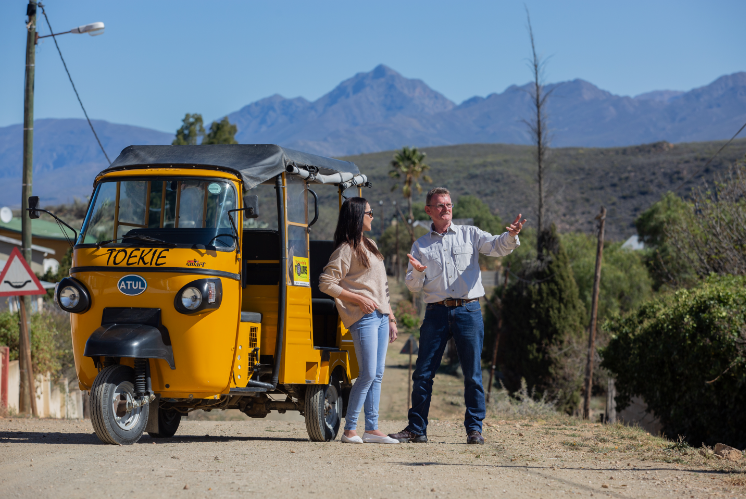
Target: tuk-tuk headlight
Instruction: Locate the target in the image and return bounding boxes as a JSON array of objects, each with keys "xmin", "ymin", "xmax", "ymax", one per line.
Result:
[
  {"xmin": 59, "ymin": 286, "xmax": 80, "ymax": 309},
  {"xmin": 181, "ymin": 287, "xmax": 202, "ymax": 310},
  {"xmin": 174, "ymin": 278, "xmax": 222, "ymax": 315},
  {"xmin": 55, "ymin": 277, "xmax": 91, "ymax": 314}
]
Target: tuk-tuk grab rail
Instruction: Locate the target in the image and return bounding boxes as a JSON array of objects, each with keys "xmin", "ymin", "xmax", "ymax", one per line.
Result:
[{"xmin": 285, "ymin": 164, "xmax": 369, "ymax": 190}]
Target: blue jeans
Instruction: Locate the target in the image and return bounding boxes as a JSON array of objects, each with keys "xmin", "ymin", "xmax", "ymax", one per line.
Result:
[
  {"xmin": 344, "ymin": 311, "xmax": 389, "ymax": 431},
  {"xmin": 407, "ymin": 301, "xmax": 485, "ymax": 435}
]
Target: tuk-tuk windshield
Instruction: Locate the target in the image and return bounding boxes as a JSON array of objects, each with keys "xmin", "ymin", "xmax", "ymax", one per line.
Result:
[{"xmin": 78, "ymin": 178, "xmax": 238, "ymax": 248}]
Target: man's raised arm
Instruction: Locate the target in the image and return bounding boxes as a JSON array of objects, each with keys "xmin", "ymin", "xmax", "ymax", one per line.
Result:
[{"xmin": 476, "ymin": 214, "xmax": 527, "ymax": 257}]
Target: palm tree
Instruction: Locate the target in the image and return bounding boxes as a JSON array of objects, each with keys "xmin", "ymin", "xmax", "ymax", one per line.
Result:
[{"xmin": 389, "ymin": 146, "xmax": 432, "ymax": 234}]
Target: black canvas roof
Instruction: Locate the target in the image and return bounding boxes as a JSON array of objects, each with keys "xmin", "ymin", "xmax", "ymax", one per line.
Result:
[{"xmin": 103, "ymin": 144, "xmax": 360, "ymax": 189}]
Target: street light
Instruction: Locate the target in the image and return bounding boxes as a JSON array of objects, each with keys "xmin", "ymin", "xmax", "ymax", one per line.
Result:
[
  {"xmin": 18, "ymin": 1, "xmax": 105, "ymax": 416},
  {"xmin": 37, "ymin": 21, "xmax": 105, "ymax": 40}
]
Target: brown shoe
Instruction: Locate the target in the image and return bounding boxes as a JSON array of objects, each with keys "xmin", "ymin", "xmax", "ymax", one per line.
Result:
[
  {"xmin": 388, "ymin": 429, "xmax": 428, "ymax": 443},
  {"xmin": 467, "ymin": 431, "xmax": 484, "ymax": 445}
]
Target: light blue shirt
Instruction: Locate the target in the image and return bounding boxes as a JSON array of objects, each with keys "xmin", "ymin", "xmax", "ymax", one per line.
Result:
[{"xmin": 405, "ymin": 223, "xmax": 520, "ymax": 303}]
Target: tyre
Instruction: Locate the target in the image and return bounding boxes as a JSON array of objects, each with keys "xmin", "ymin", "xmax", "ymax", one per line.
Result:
[
  {"xmin": 90, "ymin": 364, "xmax": 149, "ymax": 445},
  {"xmin": 305, "ymin": 372, "xmax": 342, "ymax": 442},
  {"xmin": 148, "ymin": 407, "xmax": 181, "ymax": 439}
]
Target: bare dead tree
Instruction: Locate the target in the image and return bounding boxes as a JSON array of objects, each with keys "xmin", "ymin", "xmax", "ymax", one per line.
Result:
[{"xmin": 522, "ymin": 7, "xmax": 555, "ymax": 252}]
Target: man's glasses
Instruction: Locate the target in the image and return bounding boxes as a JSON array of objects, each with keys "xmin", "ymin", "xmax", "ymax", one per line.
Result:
[
  {"xmin": 364, "ymin": 210, "xmax": 374, "ymax": 218},
  {"xmin": 427, "ymin": 203, "xmax": 453, "ymax": 210}
]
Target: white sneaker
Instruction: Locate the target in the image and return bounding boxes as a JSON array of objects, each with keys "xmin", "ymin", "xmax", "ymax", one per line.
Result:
[
  {"xmin": 341, "ymin": 434, "xmax": 363, "ymax": 444},
  {"xmin": 362, "ymin": 433, "xmax": 400, "ymax": 444}
]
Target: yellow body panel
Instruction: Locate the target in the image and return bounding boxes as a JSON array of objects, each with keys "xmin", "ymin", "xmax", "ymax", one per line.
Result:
[{"xmin": 71, "ymin": 245, "xmax": 241, "ymax": 398}]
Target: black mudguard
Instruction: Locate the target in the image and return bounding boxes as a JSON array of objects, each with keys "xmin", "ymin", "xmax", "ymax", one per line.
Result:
[{"xmin": 84, "ymin": 308, "xmax": 175, "ymax": 369}]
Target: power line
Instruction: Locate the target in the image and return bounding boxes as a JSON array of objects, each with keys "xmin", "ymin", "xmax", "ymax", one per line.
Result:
[
  {"xmin": 674, "ymin": 120, "xmax": 746, "ymax": 193},
  {"xmin": 39, "ymin": 4, "xmax": 111, "ymax": 165}
]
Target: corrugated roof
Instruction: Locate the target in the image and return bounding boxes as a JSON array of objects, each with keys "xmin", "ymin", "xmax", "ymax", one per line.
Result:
[{"xmin": 0, "ymin": 217, "xmax": 72, "ymax": 241}]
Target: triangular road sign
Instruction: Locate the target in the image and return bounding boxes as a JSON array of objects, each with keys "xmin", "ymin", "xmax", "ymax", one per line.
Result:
[
  {"xmin": 399, "ymin": 335, "xmax": 419, "ymax": 355},
  {"xmin": 0, "ymin": 247, "xmax": 46, "ymax": 296}
]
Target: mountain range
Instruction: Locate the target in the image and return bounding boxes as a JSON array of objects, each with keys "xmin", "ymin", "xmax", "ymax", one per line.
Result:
[{"xmin": 0, "ymin": 64, "xmax": 744, "ymax": 205}]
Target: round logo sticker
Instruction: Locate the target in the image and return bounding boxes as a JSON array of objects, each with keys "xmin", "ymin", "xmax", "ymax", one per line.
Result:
[
  {"xmin": 208, "ymin": 183, "xmax": 222, "ymax": 195},
  {"xmin": 117, "ymin": 275, "xmax": 147, "ymax": 296}
]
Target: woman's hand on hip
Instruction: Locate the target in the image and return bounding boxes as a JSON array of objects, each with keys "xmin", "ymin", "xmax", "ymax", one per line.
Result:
[
  {"xmin": 389, "ymin": 321, "xmax": 398, "ymax": 343},
  {"xmin": 356, "ymin": 295, "xmax": 379, "ymax": 315}
]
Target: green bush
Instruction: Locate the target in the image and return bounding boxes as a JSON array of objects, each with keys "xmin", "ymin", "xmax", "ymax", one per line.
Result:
[
  {"xmin": 601, "ymin": 275, "xmax": 746, "ymax": 447},
  {"xmin": 0, "ymin": 311, "xmax": 72, "ymax": 381}
]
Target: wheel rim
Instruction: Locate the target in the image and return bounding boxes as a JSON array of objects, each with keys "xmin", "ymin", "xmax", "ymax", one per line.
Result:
[
  {"xmin": 111, "ymin": 380, "xmax": 142, "ymax": 431},
  {"xmin": 323, "ymin": 384, "xmax": 340, "ymax": 429}
]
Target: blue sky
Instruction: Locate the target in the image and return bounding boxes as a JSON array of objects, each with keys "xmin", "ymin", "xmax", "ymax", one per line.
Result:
[{"xmin": 0, "ymin": 0, "xmax": 743, "ymax": 134}]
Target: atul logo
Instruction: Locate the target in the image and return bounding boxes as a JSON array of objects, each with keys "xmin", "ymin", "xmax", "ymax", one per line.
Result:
[
  {"xmin": 186, "ymin": 259, "xmax": 206, "ymax": 268},
  {"xmin": 117, "ymin": 275, "xmax": 147, "ymax": 296}
]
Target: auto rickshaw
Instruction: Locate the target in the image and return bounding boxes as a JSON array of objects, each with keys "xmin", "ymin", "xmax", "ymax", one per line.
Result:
[{"xmin": 36, "ymin": 144, "xmax": 371, "ymax": 445}]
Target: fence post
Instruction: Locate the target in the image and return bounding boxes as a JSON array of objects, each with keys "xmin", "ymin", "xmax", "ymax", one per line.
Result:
[
  {"xmin": 606, "ymin": 378, "xmax": 617, "ymax": 424},
  {"xmin": 1, "ymin": 346, "xmax": 9, "ymax": 412}
]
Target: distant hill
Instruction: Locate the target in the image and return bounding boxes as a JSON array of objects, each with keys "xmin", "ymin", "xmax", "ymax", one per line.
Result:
[
  {"xmin": 0, "ymin": 119, "xmax": 172, "ymax": 206},
  {"xmin": 339, "ymin": 139, "xmax": 746, "ymax": 242},
  {"xmin": 0, "ymin": 65, "xmax": 745, "ymax": 206},
  {"xmin": 226, "ymin": 65, "xmax": 746, "ymax": 156}
]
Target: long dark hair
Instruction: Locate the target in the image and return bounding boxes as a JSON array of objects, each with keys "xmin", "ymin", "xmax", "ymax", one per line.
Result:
[{"xmin": 333, "ymin": 197, "xmax": 383, "ymax": 268}]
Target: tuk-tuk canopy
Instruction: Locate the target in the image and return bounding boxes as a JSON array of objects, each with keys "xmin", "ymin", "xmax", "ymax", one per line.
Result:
[{"xmin": 103, "ymin": 144, "xmax": 361, "ymax": 190}]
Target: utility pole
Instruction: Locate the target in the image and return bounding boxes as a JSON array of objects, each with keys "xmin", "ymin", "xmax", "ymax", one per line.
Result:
[
  {"xmin": 19, "ymin": 0, "xmax": 38, "ymax": 417},
  {"xmin": 583, "ymin": 206, "xmax": 606, "ymax": 420},
  {"xmin": 485, "ymin": 264, "xmax": 509, "ymax": 403}
]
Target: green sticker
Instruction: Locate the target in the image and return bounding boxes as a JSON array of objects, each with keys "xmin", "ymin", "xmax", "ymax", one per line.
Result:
[{"xmin": 208, "ymin": 183, "xmax": 222, "ymax": 194}]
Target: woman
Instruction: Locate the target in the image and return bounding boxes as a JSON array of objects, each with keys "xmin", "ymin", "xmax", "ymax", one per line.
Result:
[{"xmin": 319, "ymin": 197, "xmax": 399, "ymax": 444}]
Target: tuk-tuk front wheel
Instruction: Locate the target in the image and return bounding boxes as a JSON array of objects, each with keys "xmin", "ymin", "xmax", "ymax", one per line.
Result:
[
  {"xmin": 305, "ymin": 373, "xmax": 342, "ymax": 442},
  {"xmin": 90, "ymin": 364, "xmax": 149, "ymax": 445}
]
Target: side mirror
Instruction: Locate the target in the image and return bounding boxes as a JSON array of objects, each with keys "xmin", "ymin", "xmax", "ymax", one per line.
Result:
[
  {"xmin": 28, "ymin": 196, "xmax": 40, "ymax": 219},
  {"xmin": 244, "ymin": 195, "xmax": 259, "ymax": 219}
]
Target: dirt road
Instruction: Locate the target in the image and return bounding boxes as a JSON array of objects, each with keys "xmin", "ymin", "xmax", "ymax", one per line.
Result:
[
  {"xmin": 1, "ymin": 334, "xmax": 743, "ymax": 498},
  {"xmin": 0, "ymin": 417, "xmax": 743, "ymax": 499}
]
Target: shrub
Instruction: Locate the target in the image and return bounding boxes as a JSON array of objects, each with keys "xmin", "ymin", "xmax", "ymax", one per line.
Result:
[
  {"xmin": 0, "ymin": 310, "xmax": 72, "ymax": 381},
  {"xmin": 601, "ymin": 275, "xmax": 746, "ymax": 447}
]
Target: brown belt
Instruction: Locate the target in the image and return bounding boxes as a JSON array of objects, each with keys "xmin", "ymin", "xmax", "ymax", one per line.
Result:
[{"xmin": 433, "ymin": 298, "xmax": 479, "ymax": 307}]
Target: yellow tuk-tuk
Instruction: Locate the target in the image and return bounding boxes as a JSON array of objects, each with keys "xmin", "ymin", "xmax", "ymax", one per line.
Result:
[{"xmin": 41, "ymin": 144, "xmax": 371, "ymax": 445}]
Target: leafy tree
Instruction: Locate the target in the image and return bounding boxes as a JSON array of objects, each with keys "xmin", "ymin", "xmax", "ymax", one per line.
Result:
[
  {"xmin": 665, "ymin": 158, "xmax": 746, "ymax": 279},
  {"xmin": 562, "ymin": 233, "xmax": 653, "ymax": 323},
  {"xmin": 411, "ymin": 203, "xmax": 428, "ymax": 222},
  {"xmin": 601, "ymin": 275, "xmax": 746, "ymax": 447},
  {"xmin": 203, "ymin": 116, "xmax": 238, "ymax": 145},
  {"xmin": 172, "ymin": 113, "xmax": 205, "ymax": 145},
  {"xmin": 377, "ymin": 222, "xmax": 429, "ymax": 271},
  {"xmin": 389, "ymin": 147, "xmax": 432, "ymax": 232},
  {"xmin": 635, "ymin": 191, "xmax": 694, "ymax": 289},
  {"xmin": 453, "ymin": 195, "xmax": 503, "ymax": 234},
  {"xmin": 496, "ymin": 224, "xmax": 587, "ymax": 413}
]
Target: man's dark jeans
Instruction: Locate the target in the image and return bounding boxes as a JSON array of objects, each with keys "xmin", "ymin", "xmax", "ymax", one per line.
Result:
[{"xmin": 406, "ymin": 301, "xmax": 485, "ymax": 436}]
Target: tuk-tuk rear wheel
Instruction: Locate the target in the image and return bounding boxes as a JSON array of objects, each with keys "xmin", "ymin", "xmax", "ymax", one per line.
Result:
[
  {"xmin": 148, "ymin": 408, "xmax": 181, "ymax": 439},
  {"xmin": 305, "ymin": 373, "xmax": 342, "ymax": 442},
  {"xmin": 90, "ymin": 364, "xmax": 149, "ymax": 445}
]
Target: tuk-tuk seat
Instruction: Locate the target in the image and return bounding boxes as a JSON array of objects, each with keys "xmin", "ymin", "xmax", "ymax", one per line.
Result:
[
  {"xmin": 309, "ymin": 240, "xmax": 339, "ymax": 349},
  {"xmin": 241, "ymin": 311, "xmax": 262, "ymax": 323}
]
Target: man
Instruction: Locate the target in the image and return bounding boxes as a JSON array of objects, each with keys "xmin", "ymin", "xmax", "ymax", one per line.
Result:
[{"xmin": 389, "ymin": 187, "xmax": 525, "ymax": 445}]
